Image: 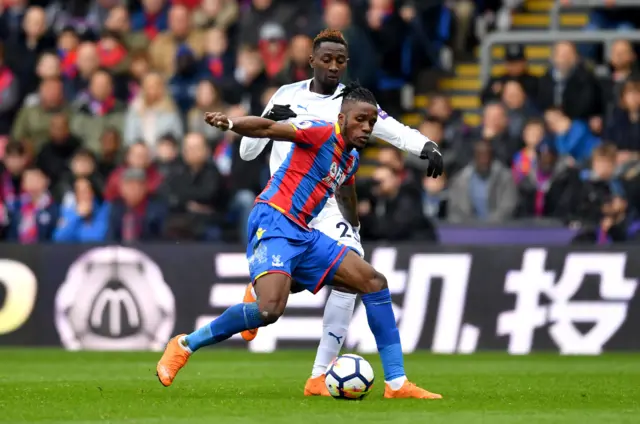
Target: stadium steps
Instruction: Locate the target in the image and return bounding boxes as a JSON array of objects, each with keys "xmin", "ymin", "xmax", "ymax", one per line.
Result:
[{"xmin": 397, "ymin": 0, "xmax": 589, "ymax": 143}]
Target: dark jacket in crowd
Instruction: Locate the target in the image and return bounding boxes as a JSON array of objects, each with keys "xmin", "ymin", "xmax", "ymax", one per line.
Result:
[
  {"xmin": 36, "ymin": 136, "xmax": 83, "ymax": 187},
  {"xmin": 360, "ymin": 183, "xmax": 437, "ymax": 241},
  {"xmin": 604, "ymin": 108, "xmax": 640, "ymax": 152},
  {"xmin": 106, "ymin": 196, "xmax": 168, "ymax": 242},
  {"xmin": 537, "ymin": 63, "xmax": 603, "ymax": 120}
]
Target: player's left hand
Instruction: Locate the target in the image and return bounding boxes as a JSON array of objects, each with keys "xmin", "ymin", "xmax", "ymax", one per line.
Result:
[
  {"xmin": 420, "ymin": 141, "xmax": 443, "ymax": 178},
  {"xmin": 204, "ymin": 112, "xmax": 230, "ymax": 130}
]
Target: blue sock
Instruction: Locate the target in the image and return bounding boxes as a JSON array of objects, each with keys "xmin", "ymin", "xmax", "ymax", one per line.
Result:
[
  {"xmin": 185, "ymin": 302, "xmax": 264, "ymax": 351},
  {"xmin": 361, "ymin": 288, "xmax": 405, "ymax": 381}
]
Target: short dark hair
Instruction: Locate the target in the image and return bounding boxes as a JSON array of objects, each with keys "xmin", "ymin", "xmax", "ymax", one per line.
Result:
[
  {"xmin": 334, "ymin": 81, "xmax": 377, "ymax": 108},
  {"xmin": 5, "ymin": 141, "xmax": 25, "ymax": 156},
  {"xmin": 313, "ymin": 28, "xmax": 348, "ymax": 52}
]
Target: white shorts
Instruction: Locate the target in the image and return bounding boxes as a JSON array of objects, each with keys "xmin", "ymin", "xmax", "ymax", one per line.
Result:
[{"xmin": 310, "ymin": 214, "xmax": 365, "ymax": 258}]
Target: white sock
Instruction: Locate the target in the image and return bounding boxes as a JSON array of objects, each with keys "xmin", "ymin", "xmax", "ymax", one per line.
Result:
[
  {"xmin": 311, "ymin": 289, "xmax": 357, "ymax": 378},
  {"xmin": 178, "ymin": 336, "xmax": 192, "ymax": 354},
  {"xmin": 385, "ymin": 376, "xmax": 407, "ymax": 390}
]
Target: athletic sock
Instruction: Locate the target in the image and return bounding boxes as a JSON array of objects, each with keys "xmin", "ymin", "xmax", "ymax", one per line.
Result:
[
  {"xmin": 361, "ymin": 288, "xmax": 406, "ymax": 386},
  {"xmin": 184, "ymin": 302, "xmax": 265, "ymax": 352},
  {"xmin": 311, "ymin": 290, "xmax": 357, "ymax": 378}
]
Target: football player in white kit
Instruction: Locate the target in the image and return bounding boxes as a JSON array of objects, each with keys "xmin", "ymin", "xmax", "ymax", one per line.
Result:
[{"xmin": 238, "ymin": 29, "xmax": 443, "ymax": 396}]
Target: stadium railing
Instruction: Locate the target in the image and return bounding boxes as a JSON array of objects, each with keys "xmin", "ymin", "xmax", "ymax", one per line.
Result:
[
  {"xmin": 550, "ymin": 0, "xmax": 640, "ymax": 31},
  {"xmin": 479, "ymin": 30, "xmax": 640, "ymax": 85}
]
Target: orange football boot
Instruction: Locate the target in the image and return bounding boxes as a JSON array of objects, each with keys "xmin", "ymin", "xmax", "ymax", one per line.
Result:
[
  {"xmin": 240, "ymin": 283, "xmax": 259, "ymax": 341},
  {"xmin": 304, "ymin": 375, "xmax": 332, "ymax": 396},
  {"xmin": 156, "ymin": 334, "xmax": 191, "ymax": 387},
  {"xmin": 384, "ymin": 380, "xmax": 442, "ymax": 399}
]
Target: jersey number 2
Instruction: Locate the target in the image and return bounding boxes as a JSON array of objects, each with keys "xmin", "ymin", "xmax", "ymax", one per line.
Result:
[{"xmin": 336, "ymin": 222, "xmax": 351, "ymax": 238}]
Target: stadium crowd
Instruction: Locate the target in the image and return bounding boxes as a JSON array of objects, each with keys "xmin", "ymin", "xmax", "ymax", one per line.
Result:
[{"xmin": 1, "ymin": 0, "xmax": 640, "ymax": 244}]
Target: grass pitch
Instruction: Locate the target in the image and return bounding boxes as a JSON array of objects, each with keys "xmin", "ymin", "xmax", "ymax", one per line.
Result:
[{"xmin": 0, "ymin": 349, "xmax": 639, "ymax": 423}]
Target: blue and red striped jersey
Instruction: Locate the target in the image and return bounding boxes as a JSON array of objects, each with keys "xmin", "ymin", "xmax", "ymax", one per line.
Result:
[{"xmin": 257, "ymin": 120, "xmax": 359, "ymax": 229}]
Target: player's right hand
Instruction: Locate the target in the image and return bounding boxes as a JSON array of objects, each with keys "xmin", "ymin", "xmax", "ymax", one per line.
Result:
[
  {"xmin": 264, "ymin": 104, "xmax": 297, "ymax": 122},
  {"xmin": 204, "ymin": 112, "xmax": 230, "ymax": 130}
]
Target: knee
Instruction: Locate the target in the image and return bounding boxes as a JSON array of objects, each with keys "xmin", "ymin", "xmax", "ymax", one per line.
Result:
[
  {"xmin": 258, "ymin": 296, "xmax": 286, "ymax": 325},
  {"xmin": 363, "ymin": 271, "xmax": 388, "ymax": 294}
]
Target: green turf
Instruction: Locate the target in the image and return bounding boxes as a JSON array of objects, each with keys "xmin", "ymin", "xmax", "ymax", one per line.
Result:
[{"xmin": 1, "ymin": 349, "xmax": 639, "ymax": 423}]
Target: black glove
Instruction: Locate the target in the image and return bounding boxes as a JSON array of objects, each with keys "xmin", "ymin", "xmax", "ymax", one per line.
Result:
[
  {"xmin": 263, "ymin": 104, "xmax": 297, "ymax": 122},
  {"xmin": 420, "ymin": 140, "xmax": 443, "ymax": 178}
]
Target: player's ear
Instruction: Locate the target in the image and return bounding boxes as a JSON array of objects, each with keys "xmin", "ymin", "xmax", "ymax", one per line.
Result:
[
  {"xmin": 309, "ymin": 54, "xmax": 314, "ymax": 68},
  {"xmin": 338, "ymin": 112, "xmax": 345, "ymax": 127}
]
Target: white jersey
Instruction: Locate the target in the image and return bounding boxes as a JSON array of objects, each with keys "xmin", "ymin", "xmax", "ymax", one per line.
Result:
[{"xmin": 240, "ymin": 79, "xmax": 432, "ymax": 226}]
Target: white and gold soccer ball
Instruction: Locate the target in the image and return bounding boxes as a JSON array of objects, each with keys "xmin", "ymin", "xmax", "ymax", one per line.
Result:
[{"xmin": 325, "ymin": 354, "xmax": 375, "ymax": 400}]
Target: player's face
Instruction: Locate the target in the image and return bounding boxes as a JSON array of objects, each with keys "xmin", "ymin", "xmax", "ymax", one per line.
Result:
[
  {"xmin": 340, "ymin": 102, "xmax": 378, "ymax": 149},
  {"xmin": 310, "ymin": 42, "xmax": 348, "ymax": 87}
]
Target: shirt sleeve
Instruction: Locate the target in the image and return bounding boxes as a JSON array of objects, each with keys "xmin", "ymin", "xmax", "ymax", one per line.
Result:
[
  {"xmin": 371, "ymin": 106, "xmax": 431, "ymax": 157},
  {"xmin": 290, "ymin": 120, "xmax": 334, "ymax": 147},
  {"xmin": 239, "ymin": 87, "xmax": 283, "ymax": 160}
]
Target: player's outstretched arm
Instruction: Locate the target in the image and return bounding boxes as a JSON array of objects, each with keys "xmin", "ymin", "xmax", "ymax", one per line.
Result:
[
  {"xmin": 372, "ymin": 108, "xmax": 443, "ymax": 178},
  {"xmin": 205, "ymin": 112, "xmax": 297, "ymax": 142}
]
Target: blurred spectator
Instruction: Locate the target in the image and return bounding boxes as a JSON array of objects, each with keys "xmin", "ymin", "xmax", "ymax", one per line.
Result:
[
  {"xmin": 96, "ymin": 31, "xmax": 130, "ymax": 76},
  {"xmin": 104, "ymin": 5, "xmax": 150, "ymax": 53},
  {"xmin": 0, "ymin": 0, "xmax": 27, "ymax": 44},
  {"xmin": 131, "ymin": 0, "xmax": 169, "ymax": 41},
  {"xmin": 514, "ymin": 141, "xmax": 578, "ymax": 219},
  {"xmin": 154, "ymin": 134, "xmax": 180, "ymax": 177},
  {"xmin": 64, "ymin": 42, "xmax": 100, "ymax": 102},
  {"xmin": 359, "ymin": 165, "xmax": 437, "ymax": 241},
  {"xmin": 192, "ymin": 0, "xmax": 240, "ymax": 30},
  {"xmin": 22, "ymin": 53, "xmax": 62, "ymax": 107},
  {"xmin": 6, "ymin": 166, "xmax": 58, "ymax": 243},
  {"xmin": 56, "ymin": 148, "xmax": 105, "ymax": 204},
  {"xmin": 501, "ymin": 80, "xmax": 538, "ymax": 142},
  {"xmin": 580, "ymin": 3, "xmax": 640, "ymax": 60},
  {"xmin": 425, "ymin": 93, "xmax": 467, "ymax": 147},
  {"xmin": 276, "ymin": 34, "xmax": 313, "ymax": 84},
  {"xmin": 258, "ymin": 23, "xmax": 288, "ymax": 80},
  {"xmin": 123, "ymin": 72, "xmax": 183, "ymax": 148},
  {"xmin": 71, "ymin": 69, "xmax": 127, "ymax": 154},
  {"xmin": 605, "ymin": 78, "xmax": 640, "ymax": 166},
  {"xmin": 481, "ymin": 44, "xmax": 538, "ymax": 105},
  {"xmin": 125, "ymin": 51, "xmax": 151, "ymax": 103},
  {"xmin": 149, "ymin": 4, "xmax": 204, "ymax": 78},
  {"xmin": 187, "ymin": 80, "xmax": 226, "ymax": 143},
  {"xmin": 538, "ymin": 41, "xmax": 602, "ymax": 121},
  {"xmin": 545, "ymin": 107, "xmax": 601, "ymax": 166},
  {"xmin": 413, "ymin": 117, "xmax": 457, "ymax": 176},
  {"xmin": 448, "ymin": 140, "xmax": 517, "ymax": 223},
  {"xmin": 365, "ymin": 0, "xmax": 408, "ymax": 83},
  {"xmin": 104, "ymin": 142, "xmax": 163, "ymax": 201},
  {"xmin": 162, "ymin": 132, "xmax": 226, "ymax": 240},
  {"xmin": 238, "ymin": 0, "xmax": 298, "ymax": 47},
  {"xmin": 57, "ymin": 26, "xmax": 80, "ymax": 82},
  {"xmin": 324, "ymin": 1, "xmax": 377, "ymax": 89},
  {"xmin": 12, "ymin": 77, "xmax": 68, "ymax": 156},
  {"xmin": 45, "ymin": 0, "xmax": 113, "ymax": 38},
  {"xmin": 601, "ymin": 40, "xmax": 638, "ymax": 120},
  {"xmin": 226, "ymin": 46, "xmax": 269, "ymax": 115},
  {"xmin": 472, "ymin": 102, "xmax": 518, "ymax": 166},
  {"xmin": 573, "ymin": 144, "xmax": 628, "ymax": 243},
  {"xmin": 450, "ymin": 0, "xmax": 475, "ymax": 59},
  {"xmin": 0, "ymin": 42, "xmax": 20, "ymax": 139},
  {"xmin": 199, "ymin": 27, "xmax": 235, "ymax": 86},
  {"xmin": 106, "ymin": 167, "xmax": 168, "ymax": 242},
  {"xmin": 53, "ymin": 177, "xmax": 109, "ymax": 242},
  {"xmin": 5, "ymin": 6, "xmax": 56, "ymax": 99},
  {"xmin": 512, "ymin": 118, "xmax": 546, "ymax": 183},
  {"xmin": 422, "ymin": 172, "xmax": 448, "ymax": 220},
  {"xmin": 36, "ymin": 113, "xmax": 81, "ymax": 188},
  {"xmin": 97, "ymin": 127, "xmax": 122, "ymax": 178},
  {"xmin": 169, "ymin": 46, "xmax": 200, "ymax": 114},
  {"xmin": 0, "ymin": 142, "xmax": 28, "ymax": 214}
]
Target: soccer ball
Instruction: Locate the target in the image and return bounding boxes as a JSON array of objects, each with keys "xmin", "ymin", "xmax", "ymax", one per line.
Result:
[{"xmin": 325, "ymin": 354, "xmax": 374, "ymax": 400}]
